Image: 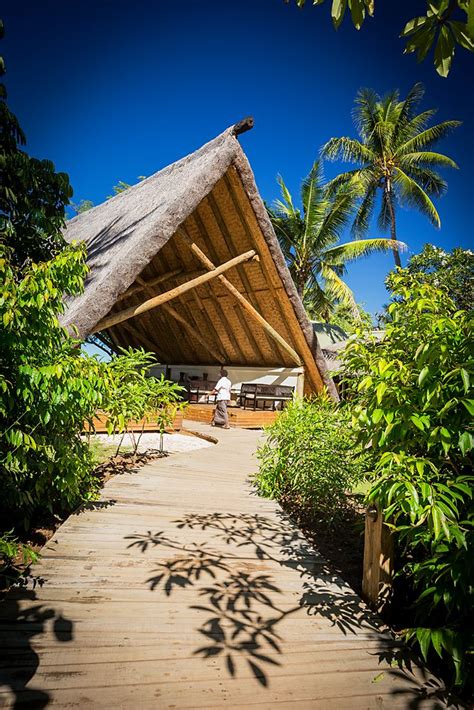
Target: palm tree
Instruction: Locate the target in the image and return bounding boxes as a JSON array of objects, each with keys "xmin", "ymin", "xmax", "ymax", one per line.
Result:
[
  {"xmin": 269, "ymin": 160, "xmax": 404, "ymax": 321},
  {"xmin": 322, "ymin": 83, "xmax": 460, "ymax": 267}
]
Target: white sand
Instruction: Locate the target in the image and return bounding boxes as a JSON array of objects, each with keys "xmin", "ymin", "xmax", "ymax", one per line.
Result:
[{"xmin": 89, "ymin": 431, "xmax": 214, "ymax": 454}]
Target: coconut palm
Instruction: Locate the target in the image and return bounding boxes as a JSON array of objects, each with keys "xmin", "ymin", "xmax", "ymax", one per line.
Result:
[
  {"xmin": 269, "ymin": 160, "xmax": 404, "ymax": 321},
  {"xmin": 322, "ymin": 82, "xmax": 460, "ymax": 267}
]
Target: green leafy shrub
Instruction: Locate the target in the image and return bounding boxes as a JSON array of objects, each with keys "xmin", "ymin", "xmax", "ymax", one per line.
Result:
[
  {"xmin": 255, "ymin": 396, "xmax": 370, "ymax": 520},
  {"xmin": 0, "ymin": 243, "xmax": 109, "ymax": 526},
  {"xmin": 343, "ymin": 271, "xmax": 473, "ymax": 690},
  {"xmin": 102, "ymin": 350, "xmax": 185, "ymax": 455},
  {"xmin": 0, "ymin": 531, "xmax": 38, "ymax": 591}
]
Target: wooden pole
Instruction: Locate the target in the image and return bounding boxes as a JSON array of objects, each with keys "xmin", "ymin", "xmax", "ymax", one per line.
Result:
[
  {"xmin": 362, "ymin": 504, "xmax": 393, "ymax": 609},
  {"xmin": 93, "ymin": 249, "xmax": 257, "ymax": 333},
  {"xmin": 178, "ymin": 232, "xmax": 302, "ymax": 367}
]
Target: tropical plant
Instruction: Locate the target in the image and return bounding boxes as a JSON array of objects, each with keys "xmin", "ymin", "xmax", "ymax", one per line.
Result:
[
  {"xmin": 268, "ymin": 160, "xmax": 403, "ymax": 319},
  {"xmin": 285, "ymin": 1, "xmax": 474, "ymax": 77},
  {"xmin": 0, "ymin": 23, "xmax": 72, "ymax": 268},
  {"xmin": 322, "ymin": 83, "xmax": 460, "ymax": 267},
  {"xmin": 0, "ymin": 243, "xmax": 109, "ymax": 526},
  {"xmin": 255, "ymin": 396, "xmax": 371, "ymax": 520},
  {"xmin": 329, "ymin": 300, "xmax": 373, "ymax": 335},
  {"xmin": 404, "ymin": 243, "xmax": 474, "ymax": 312},
  {"xmin": 342, "ymin": 271, "xmax": 473, "ymax": 690},
  {"xmin": 103, "ymin": 350, "xmax": 184, "ymax": 457}
]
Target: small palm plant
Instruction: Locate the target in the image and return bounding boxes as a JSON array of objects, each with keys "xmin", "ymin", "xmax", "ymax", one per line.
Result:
[
  {"xmin": 268, "ymin": 160, "xmax": 403, "ymax": 321},
  {"xmin": 322, "ymin": 83, "xmax": 460, "ymax": 267}
]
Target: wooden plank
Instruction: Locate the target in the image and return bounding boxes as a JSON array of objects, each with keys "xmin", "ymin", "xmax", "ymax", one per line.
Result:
[{"xmin": 93, "ymin": 250, "xmax": 257, "ymax": 333}]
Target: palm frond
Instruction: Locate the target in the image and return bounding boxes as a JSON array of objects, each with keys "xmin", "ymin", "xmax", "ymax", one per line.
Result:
[
  {"xmin": 397, "ymin": 120, "xmax": 462, "ymax": 154},
  {"xmin": 301, "ymin": 161, "xmax": 326, "ymax": 252},
  {"xmin": 320, "ymin": 263, "xmax": 359, "ymax": 314},
  {"xmin": 400, "ymin": 164, "xmax": 448, "ymax": 197},
  {"xmin": 377, "ymin": 188, "xmax": 394, "ymax": 232},
  {"xmin": 399, "ymin": 151, "xmax": 458, "ymax": 170},
  {"xmin": 317, "ymin": 184, "xmax": 359, "ymax": 248},
  {"xmin": 391, "ymin": 82, "xmax": 425, "ymax": 147},
  {"xmin": 276, "ymin": 174, "xmax": 297, "ymax": 216},
  {"xmin": 351, "ymin": 182, "xmax": 377, "ymax": 237},
  {"xmin": 323, "ymin": 237, "xmax": 406, "ymax": 266},
  {"xmin": 321, "ymin": 137, "xmax": 375, "ymax": 164},
  {"xmin": 352, "ymin": 87, "xmax": 380, "ymax": 142},
  {"xmin": 394, "ymin": 167, "xmax": 441, "ymax": 227}
]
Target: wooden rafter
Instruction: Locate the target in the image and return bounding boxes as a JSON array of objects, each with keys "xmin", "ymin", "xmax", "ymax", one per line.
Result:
[
  {"xmin": 93, "ymin": 249, "xmax": 257, "ymax": 333},
  {"xmin": 178, "ymin": 230, "xmax": 302, "ymax": 367}
]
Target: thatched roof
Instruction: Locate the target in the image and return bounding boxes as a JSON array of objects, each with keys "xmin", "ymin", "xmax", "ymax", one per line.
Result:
[{"xmin": 62, "ymin": 120, "xmax": 337, "ymax": 398}]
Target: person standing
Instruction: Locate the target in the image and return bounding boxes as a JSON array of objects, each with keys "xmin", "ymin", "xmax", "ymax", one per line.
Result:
[{"xmin": 211, "ymin": 369, "xmax": 231, "ymax": 429}]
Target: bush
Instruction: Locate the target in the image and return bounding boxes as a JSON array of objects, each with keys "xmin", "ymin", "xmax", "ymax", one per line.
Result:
[
  {"xmin": 255, "ymin": 396, "xmax": 370, "ymax": 520},
  {"xmin": 0, "ymin": 243, "xmax": 185, "ymax": 530},
  {"xmin": 0, "ymin": 243, "xmax": 109, "ymax": 526},
  {"xmin": 343, "ymin": 271, "xmax": 473, "ymax": 690}
]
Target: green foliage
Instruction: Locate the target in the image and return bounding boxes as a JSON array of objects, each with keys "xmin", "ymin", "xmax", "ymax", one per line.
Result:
[
  {"xmin": 342, "ymin": 271, "xmax": 473, "ymax": 688},
  {"xmin": 288, "ymin": 1, "xmax": 474, "ymax": 76},
  {"xmin": 0, "ymin": 243, "xmax": 109, "ymax": 526},
  {"xmin": 268, "ymin": 160, "xmax": 401, "ymax": 320},
  {"xmin": 329, "ymin": 301, "xmax": 373, "ymax": 335},
  {"xmin": 404, "ymin": 243, "xmax": 474, "ymax": 312},
  {"xmin": 255, "ymin": 396, "xmax": 370, "ymax": 520},
  {"xmin": 70, "ymin": 199, "xmax": 94, "ymax": 215},
  {"xmin": 0, "ymin": 24, "xmax": 73, "ymax": 267},
  {"xmin": 106, "ymin": 176, "xmax": 146, "ymax": 199},
  {"xmin": 322, "ymin": 83, "xmax": 460, "ymax": 267},
  {"xmin": 0, "ymin": 530, "xmax": 39, "ymax": 590},
  {"xmin": 103, "ymin": 350, "xmax": 185, "ymax": 454}
]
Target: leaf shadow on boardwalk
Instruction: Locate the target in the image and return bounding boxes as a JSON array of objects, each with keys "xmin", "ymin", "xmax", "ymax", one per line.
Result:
[
  {"xmin": 0, "ymin": 588, "xmax": 74, "ymax": 709},
  {"xmin": 125, "ymin": 510, "xmax": 451, "ymax": 706}
]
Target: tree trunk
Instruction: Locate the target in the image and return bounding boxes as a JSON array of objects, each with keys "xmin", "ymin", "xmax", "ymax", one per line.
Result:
[{"xmin": 385, "ymin": 181, "xmax": 401, "ymax": 268}]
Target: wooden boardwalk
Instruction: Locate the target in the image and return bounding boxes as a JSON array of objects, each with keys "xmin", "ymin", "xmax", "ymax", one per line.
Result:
[{"xmin": 0, "ymin": 423, "xmax": 443, "ymax": 709}]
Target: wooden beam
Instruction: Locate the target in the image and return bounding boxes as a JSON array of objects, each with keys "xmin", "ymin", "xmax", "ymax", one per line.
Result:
[
  {"xmin": 136, "ymin": 276, "xmax": 226, "ymax": 364},
  {"xmin": 116, "ymin": 269, "xmax": 183, "ymax": 302},
  {"xmin": 93, "ymin": 250, "xmax": 257, "ymax": 333},
  {"xmin": 178, "ymin": 231, "xmax": 302, "ymax": 367}
]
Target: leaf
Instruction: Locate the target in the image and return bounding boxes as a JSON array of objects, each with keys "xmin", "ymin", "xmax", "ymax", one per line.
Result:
[
  {"xmin": 460, "ymin": 368, "xmax": 470, "ymax": 394},
  {"xmin": 434, "ymin": 24, "xmax": 455, "ymax": 77},
  {"xmin": 459, "ymin": 431, "xmax": 473, "ymax": 456},
  {"xmin": 376, "ymin": 382, "xmax": 387, "ymax": 404},
  {"xmin": 331, "ymin": 0, "xmax": 347, "ymax": 29},
  {"xmin": 348, "ymin": 0, "xmax": 365, "ymax": 29},
  {"xmin": 461, "ymin": 399, "xmax": 474, "ymax": 416},
  {"xmin": 418, "ymin": 366, "xmax": 429, "ymax": 386}
]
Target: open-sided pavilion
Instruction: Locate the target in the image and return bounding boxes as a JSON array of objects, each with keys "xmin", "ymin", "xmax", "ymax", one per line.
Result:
[{"xmin": 61, "ymin": 119, "xmax": 337, "ymax": 406}]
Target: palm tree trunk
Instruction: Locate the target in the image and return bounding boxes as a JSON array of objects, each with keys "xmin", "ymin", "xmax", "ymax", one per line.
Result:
[{"xmin": 385, "ymin": 181, "xmax": 401, "ymax": 268}]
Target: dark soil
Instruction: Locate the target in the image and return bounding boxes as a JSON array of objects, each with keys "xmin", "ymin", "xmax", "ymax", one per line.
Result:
[{"xmin": 280, "ymin": 494, "xmax": 366, "ymax": 595}]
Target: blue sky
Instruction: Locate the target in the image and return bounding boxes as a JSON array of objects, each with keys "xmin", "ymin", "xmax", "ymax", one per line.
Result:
[{"xmin": 3, "ymin": 0, "xmax": 473, "ymax": 317}]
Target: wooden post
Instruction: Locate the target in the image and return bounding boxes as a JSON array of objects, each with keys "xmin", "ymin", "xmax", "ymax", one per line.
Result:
[
  {"xmin": 362, "ymin": 503, "xmax": 393, "ymax": 609},
  {"xmin": 92, "ymin": 249, "xmax": 257, "ymax": 333}
]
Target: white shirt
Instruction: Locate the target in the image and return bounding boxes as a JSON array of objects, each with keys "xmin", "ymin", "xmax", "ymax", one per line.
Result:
[{"xmin": 215, "ymin": 376, "xmax": 231, "ymax": 401}]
